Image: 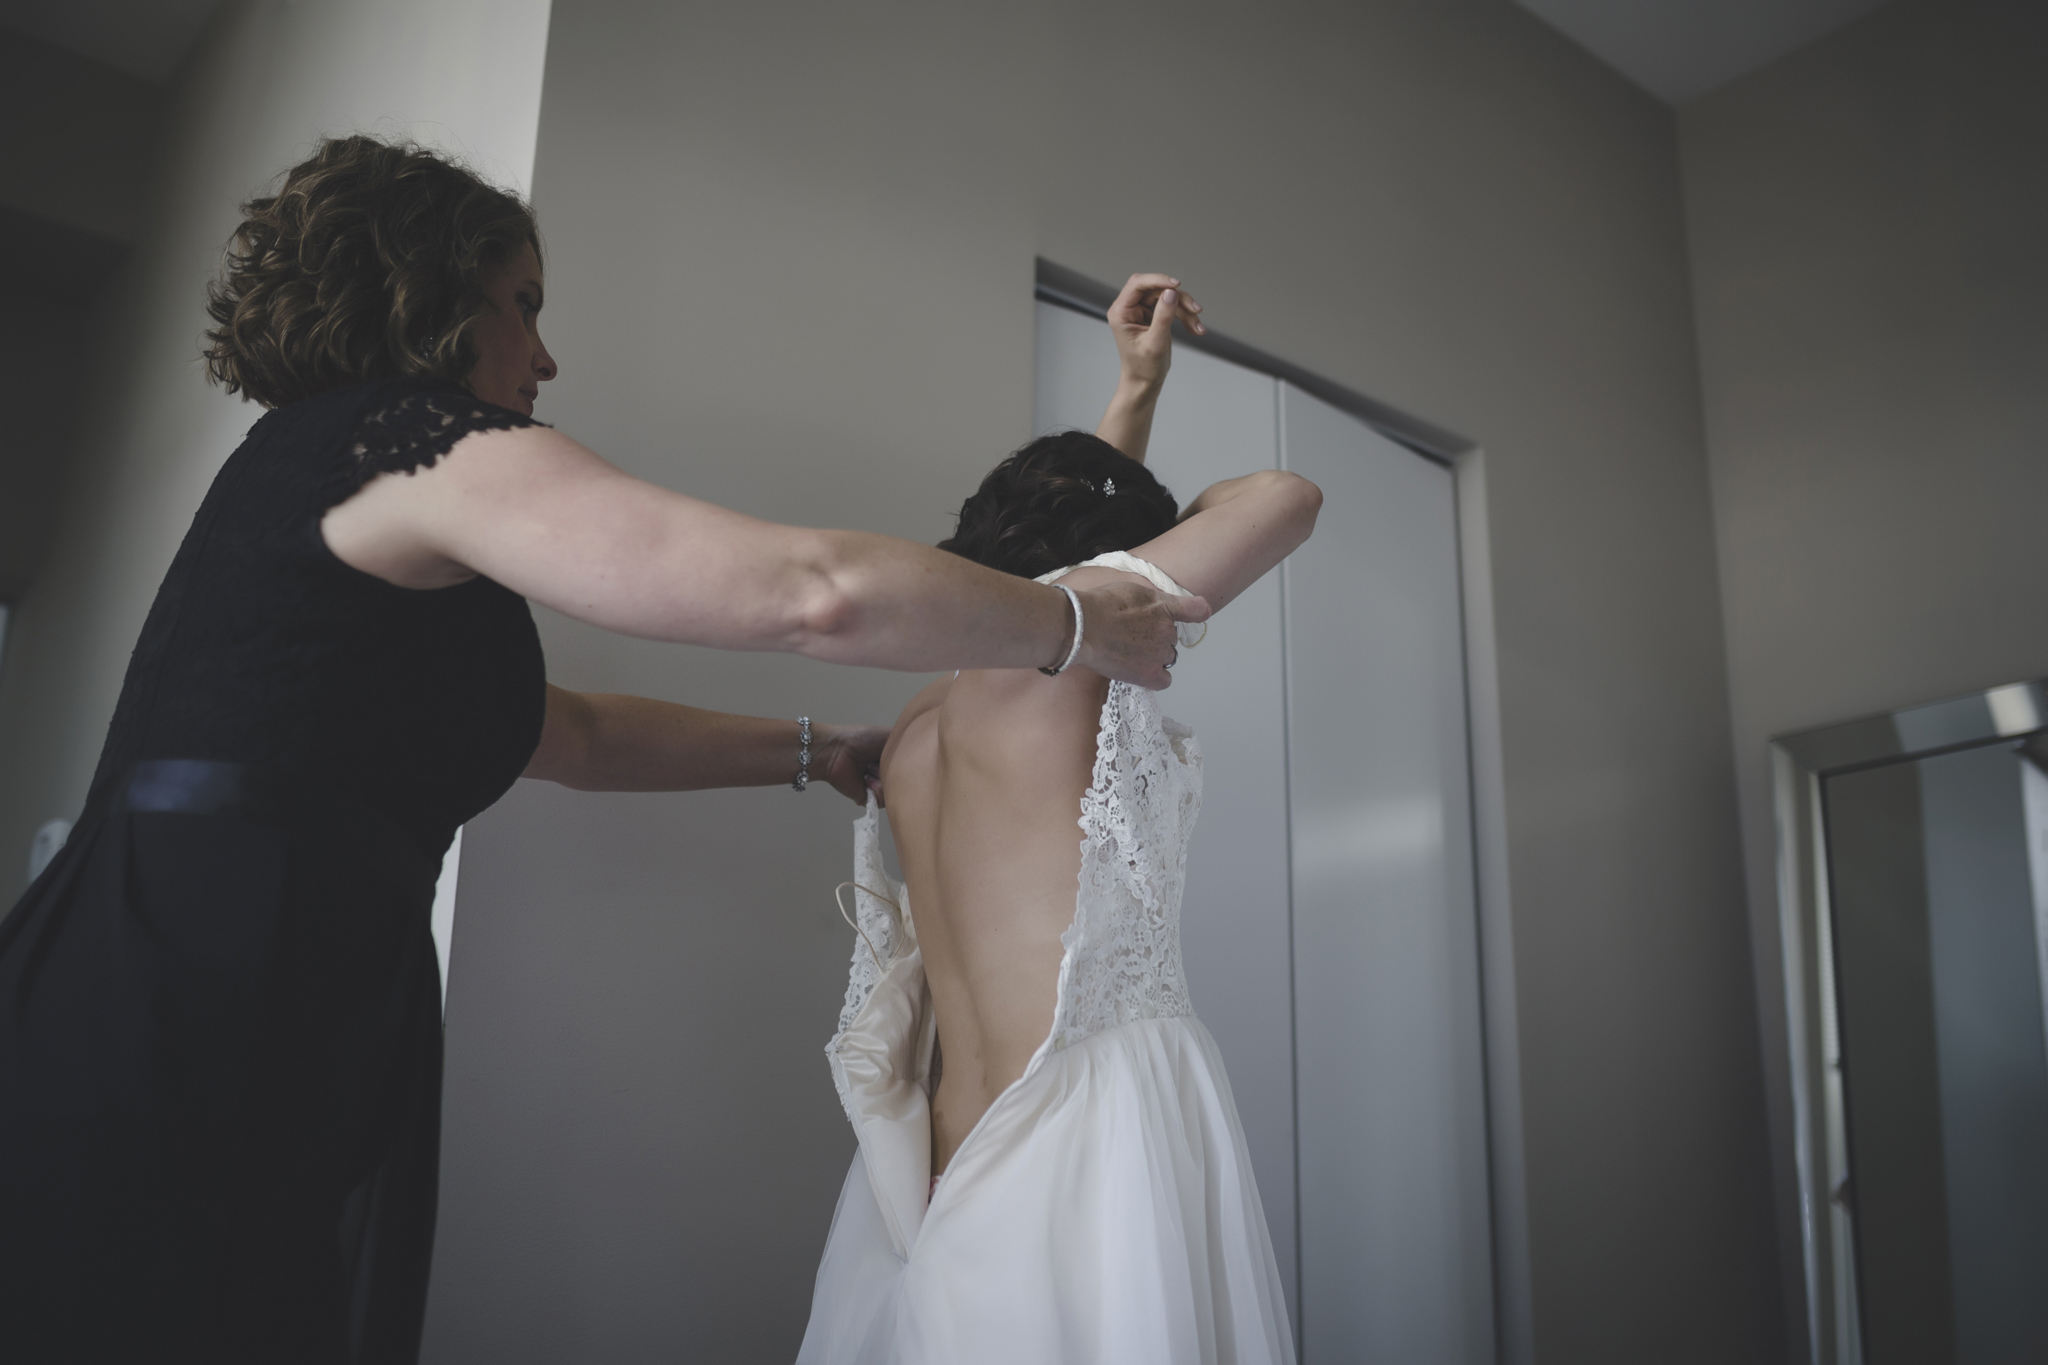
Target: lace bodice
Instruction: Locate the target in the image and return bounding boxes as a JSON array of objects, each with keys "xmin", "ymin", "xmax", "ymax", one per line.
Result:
[
  {"xmin": 827, "ymin": 552, "xmax": 1204, "ymax": 1074},
  {"xmin": 834, "ymin": 802, "xmax": 913, "ymax": 1046},
  {"xmin": 1046, "ymin": 679, "xmax": 1201, "ymax": 1048},
  {"xmin": 1035, "ymin": 551, "xmax": 1204, "ymax": 1050}
]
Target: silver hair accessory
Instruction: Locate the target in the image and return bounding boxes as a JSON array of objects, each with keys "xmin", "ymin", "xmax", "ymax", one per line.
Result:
[{"xmin": 1102, "ymin": 478, "xmax": 1118, "ymax": 496}]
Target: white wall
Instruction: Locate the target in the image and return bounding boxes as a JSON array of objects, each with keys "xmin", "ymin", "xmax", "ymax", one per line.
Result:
[
  {"xmin": 1680, "ymin": 0, "xmax": 2048, "ymax": 1344},
  {"xmin": 422, "ymin": 2, "xmax": 1767, "ymax": 1361},
  {"xmin": 0, "ymin": 0, "xmax": 551, "ymax": 893}
]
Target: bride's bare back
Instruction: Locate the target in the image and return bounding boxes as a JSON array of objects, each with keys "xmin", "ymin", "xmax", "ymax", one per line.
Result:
[
  {"xmin": 886, "ymin": 483, "xmax": 1321, "ymax": 1176},
  {"xmin": 880, "ymin": 563, "xmax": 1157, "ymax": 1173}
]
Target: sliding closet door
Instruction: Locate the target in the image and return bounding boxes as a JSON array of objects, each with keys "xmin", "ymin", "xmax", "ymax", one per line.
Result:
[
  {"xmin": 1034, "ymin": 302, "xmax": 1299, "ymax": 1315},
  {"xmin": 1035, "ymin": 303, "xmax": 1495, "ymax": 1360},
  {"xmin": 1283, "ymin": 382, "xmax": 1495, "ymax": 1362}
]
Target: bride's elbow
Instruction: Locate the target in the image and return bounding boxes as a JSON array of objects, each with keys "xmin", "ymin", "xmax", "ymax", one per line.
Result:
[
  {"xmin": 1291, "ymin": 472, "xmax": 1325, "ymax": 519},
  {"xmin": 1263, "ymin": 470, "xmax": 1324, "ymax": 536}
]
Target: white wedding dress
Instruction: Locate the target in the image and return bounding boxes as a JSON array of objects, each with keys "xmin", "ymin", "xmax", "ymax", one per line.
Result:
[{"xmin": 797, "ymin": 554, "xmax": 1295, "ymax": 1365}]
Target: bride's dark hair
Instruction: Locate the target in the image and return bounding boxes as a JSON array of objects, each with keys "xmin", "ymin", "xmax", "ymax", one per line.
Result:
[{"xmin": 938, "ymin": 431, "xmax": 1179, "ymax": 579}]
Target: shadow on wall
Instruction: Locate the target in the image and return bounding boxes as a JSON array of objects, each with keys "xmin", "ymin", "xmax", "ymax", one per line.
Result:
[{"xmin": 0, "ymin": 205, "xmax": 130, "ymax": 601}]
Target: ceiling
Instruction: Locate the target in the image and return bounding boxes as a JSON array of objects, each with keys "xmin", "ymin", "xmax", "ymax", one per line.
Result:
[
  {"xmin": 0, "ymin": 0, "xmax": 224, "ymax": 84},
  {"xmin": 3, "ymin": 0, "xmax": 1896, "ymax": 105},
  {"xmin": 1515, "ymin": 0, "xmax": 1898, "ymax": 105}
]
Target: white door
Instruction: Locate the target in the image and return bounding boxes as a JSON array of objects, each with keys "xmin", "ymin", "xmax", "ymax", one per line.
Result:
[{"xmin": 1034, "ymin": 299, "xmax": 1495, "ymax": 1362}]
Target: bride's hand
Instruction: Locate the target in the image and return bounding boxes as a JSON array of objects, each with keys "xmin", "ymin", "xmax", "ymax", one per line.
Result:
[
  {"xmin": 1070, "ymin": 581, "xmax": 1212, "ymax": 691},
  {"xmin": 814, "ymin": 722, "xmax": 890, "ymax": 806},
  {"xmin": 1107, "ymin": 272, "xmax": 1204, "ymax": 390}
]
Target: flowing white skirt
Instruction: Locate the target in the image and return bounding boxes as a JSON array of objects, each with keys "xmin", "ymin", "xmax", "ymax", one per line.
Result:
[{"xmin": 797, "ymin": 1014, "xmax": 1294, "ymax": 1365}]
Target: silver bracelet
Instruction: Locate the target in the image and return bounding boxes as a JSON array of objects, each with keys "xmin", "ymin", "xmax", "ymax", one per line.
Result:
[
  {"xmin": 793, "ymin": 716, "xmax": 812, "ymax": 791},
  {"xmin": 1038, "ymin": 584, "xmax": 1085, "ymax": 677}
]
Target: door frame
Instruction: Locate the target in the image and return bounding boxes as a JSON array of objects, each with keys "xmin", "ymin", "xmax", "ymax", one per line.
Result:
[{"xmin": 1771, "ymin": 678, "xmax": 2048, "ymax": 1365}]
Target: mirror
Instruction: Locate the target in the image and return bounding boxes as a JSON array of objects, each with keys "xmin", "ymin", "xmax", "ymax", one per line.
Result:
[{"xmin": 1776, "ymin": 683, "xmax": 2048, "ymax": 1364}]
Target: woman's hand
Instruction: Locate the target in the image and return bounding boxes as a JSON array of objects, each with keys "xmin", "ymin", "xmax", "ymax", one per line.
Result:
[
  {"xmin": 813, "ymin": 723, "xmax": 890, "ymax": 805},
  {"xmin": 1107, "ymin": 272, "xmax": 1203, "ymax": 391},
  {"xmin": 1069, "ymin": 581, "xmax": 1212, "ymax": 690},
  {"xmin": 1097, "ymin": 273, "xmax": 1203, "ymax": 463}
]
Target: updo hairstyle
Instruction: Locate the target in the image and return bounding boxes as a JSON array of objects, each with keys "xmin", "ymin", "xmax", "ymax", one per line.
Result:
[
  {"xmin": 937, "ymin": 431, "xmax": 1179, "ymax": 579},
  {"xmin": 202, "ymin": 135, "xmax": 541, "ymax": 408}
]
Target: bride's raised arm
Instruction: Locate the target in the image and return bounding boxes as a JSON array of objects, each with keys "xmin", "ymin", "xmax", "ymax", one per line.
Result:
[
  {"xmin": 1078, "ymin": 274, "xmax": 1321, "ymax": 615},
  {"xmin": 1129, "ymin": 470, "xmax": 1321, "ymax": 613},
  {"xmin": 1093, "ymin": 272, "xmax": 1205, "ymax": 464}
]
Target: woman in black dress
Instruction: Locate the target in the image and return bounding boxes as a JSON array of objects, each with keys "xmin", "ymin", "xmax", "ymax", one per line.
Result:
[{"xmin": 0, "ymin": 136, "xmax": 1206, "ymax": 1365}]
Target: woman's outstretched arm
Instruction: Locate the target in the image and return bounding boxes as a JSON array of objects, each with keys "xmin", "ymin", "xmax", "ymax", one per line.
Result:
[
  {"xmin": 521, "ymin": 685, "xmax": 886, "ymax": 804},
  {"xmin": 1093, "ymin": 272, "xmax": 1204, "ymax": 464},
  {"xmin": 321, "ymin": 430, "xmax": 1209, "ymax": 690}
]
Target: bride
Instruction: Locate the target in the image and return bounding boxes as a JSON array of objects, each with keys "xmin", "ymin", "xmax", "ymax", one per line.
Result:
[{"xmin": 799, "ymin": 274, "xmax": 1321, "ymax": 1363}]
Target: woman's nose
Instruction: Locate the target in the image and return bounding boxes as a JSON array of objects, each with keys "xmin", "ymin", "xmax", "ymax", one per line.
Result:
[{"xmin": 534, "ymin": 342, "xmax": 558, "ymax": 382}]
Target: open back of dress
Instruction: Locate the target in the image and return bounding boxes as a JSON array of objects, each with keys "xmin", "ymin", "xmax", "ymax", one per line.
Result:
[{"xmin": 799, "ymin": 554, "xmax": 1295, "ymax": 1365}]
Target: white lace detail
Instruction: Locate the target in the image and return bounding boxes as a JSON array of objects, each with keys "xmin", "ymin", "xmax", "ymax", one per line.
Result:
[
  {"xmin": 1046, "ymin": 680, "xmax": 1202, "ymax": 1052},
  {"xmin": 1039, "ymin": 553, "xmax": 1204, "ymax": 1052},
  {"xmin": 831, "ymin": 798, "xmax": 908, "ymax": 1051}
]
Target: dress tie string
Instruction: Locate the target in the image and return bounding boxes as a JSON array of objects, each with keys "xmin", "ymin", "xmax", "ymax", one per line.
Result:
[{"xmin": 834, "ymin": 880, "xmax": 903, "ymax": 975}]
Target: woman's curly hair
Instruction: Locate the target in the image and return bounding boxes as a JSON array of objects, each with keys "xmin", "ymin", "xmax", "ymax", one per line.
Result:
[
  {"xmin": 937, "ymin": 431, "xmax": 1179, "ymax": 579},
  {"xmin": 202, "ymin": 135, "xmax": 541, "ymax": 408}
]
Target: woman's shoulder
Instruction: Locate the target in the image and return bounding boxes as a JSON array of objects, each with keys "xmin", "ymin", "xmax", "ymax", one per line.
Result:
[
  {"xmin": 342, "ymin": 381, "xmax": 544, "ymax": 473},
  {"xmin": 260, "ymin": 379, "xmax": 549, "ymax": 509},
  {"xmin": 893, "ymin": 672, "xmax": 953, "ymax": 728},
  {"xmin": 351, "ymin": 377, "xmax": 540, "ymax": 437},
  {"xmin": 877, "ymin": 675, "xmax": 950, "ymax": 803}
]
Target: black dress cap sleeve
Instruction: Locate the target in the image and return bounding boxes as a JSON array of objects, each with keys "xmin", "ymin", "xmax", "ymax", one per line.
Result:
[{"xmin": 332, "ymin": 387, "xmax": 549, "ymax": 506}]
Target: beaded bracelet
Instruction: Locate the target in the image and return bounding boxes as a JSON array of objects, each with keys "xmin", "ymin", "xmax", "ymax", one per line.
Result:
[{"xmin": 793, "ymin": 716, "xmax": 812, "ymax": 791}]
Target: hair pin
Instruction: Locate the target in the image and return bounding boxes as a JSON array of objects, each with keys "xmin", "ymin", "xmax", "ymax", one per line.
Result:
[{"xmin": 1102, "ymin": 477, "xmax": 1118, "ymax": 496}]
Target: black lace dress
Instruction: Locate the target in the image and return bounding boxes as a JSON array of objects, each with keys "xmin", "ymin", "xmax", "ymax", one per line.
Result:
[{"xmin": 0, "ymin": 381, "xmax": 548, "ymax": 1365}]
